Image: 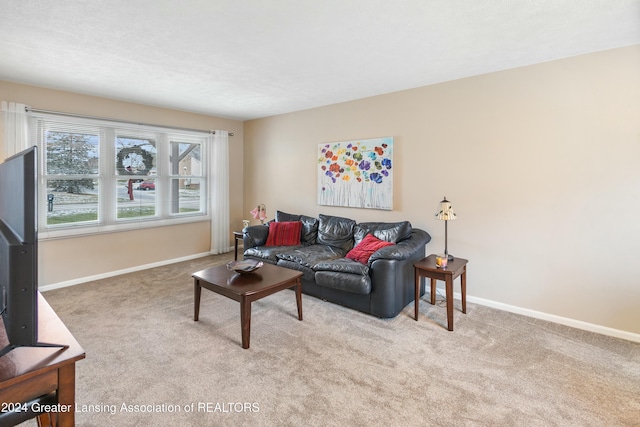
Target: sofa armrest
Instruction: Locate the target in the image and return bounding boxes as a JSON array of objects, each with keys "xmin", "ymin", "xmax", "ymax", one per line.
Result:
[
  {"xmin": 242, "ymin": 224, "xmax": 269, "ymax": 249},
  {"xmin": 368, "ymin": 229, "xmax": 431, "ymax": 263}
]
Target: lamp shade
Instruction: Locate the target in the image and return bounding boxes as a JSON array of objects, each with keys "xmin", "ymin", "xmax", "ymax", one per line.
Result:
[
  {"xmin": 250, "ymin": 204, "xmax": 267, "ymax": 222},
  {"xmin": 435, "ymin": 197, "xmax": 456, "ymax": 221}
]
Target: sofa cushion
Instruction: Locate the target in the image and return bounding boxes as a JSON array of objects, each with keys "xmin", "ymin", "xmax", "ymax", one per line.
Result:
[
  {"xmin": 276, "ymin": 259, "xmax": 316, "ymax": 283},
  {"xmin": 265, "ymin": 221, "xmax": 302, "ymax": 246},
  {"xmin": 244, "ymin": 245, "xmax": 301, "ymax": 264},
  {"xmin": 313, "ymin": 258, "xmax": 369, "ymax": 275},
  {"xmin": 275, "ymin": 210, "xmax": 319, "ymax": 245},
  {"xmin": 353, "ymin": 221, "xmax": 413, "ymax": 245},
  {"xmin": 346, "ymin": 233, "xmax": 395, "ymax": 264},
  {"xmin": 276, "ymin": 244, "xmax": 345, "ymax": 268},
  {"xmin": 315, "ymin": 271, "xmax": 371, "ymax": 295},
  {"xmin": 275, "ymin": 210, "xmax": 299, "ymax": 222},
  {"xmin": 317, "ymin": 214, "xmax": 356, "ymax": 252}
]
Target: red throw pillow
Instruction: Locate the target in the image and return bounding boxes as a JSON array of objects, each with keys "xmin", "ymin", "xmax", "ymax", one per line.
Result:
[
  {"xmin": 345, "ymin": 233, "xmax": 394, "ymax": 264},
  {"xmin": 265, "ymin": 221, "xmax": 302, "ymax": 246}
]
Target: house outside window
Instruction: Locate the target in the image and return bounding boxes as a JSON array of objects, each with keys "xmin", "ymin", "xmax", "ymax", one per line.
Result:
[{"xmin": 31, "ymin": 114, "xmax": 208, "ymax": 238}]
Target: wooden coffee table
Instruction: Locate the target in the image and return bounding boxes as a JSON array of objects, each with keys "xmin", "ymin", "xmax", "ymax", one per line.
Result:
[{"xmin": 193, "ymin": 262, "xmax": 303, "ymax": 349}]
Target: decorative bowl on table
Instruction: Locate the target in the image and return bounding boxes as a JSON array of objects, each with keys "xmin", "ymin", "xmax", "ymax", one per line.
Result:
[{"xmin": 227, "ymin": 259, "xmax": 263, "ymax": 274}]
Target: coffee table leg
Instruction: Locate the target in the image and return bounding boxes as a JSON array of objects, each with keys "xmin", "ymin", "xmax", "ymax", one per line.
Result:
[
  {"xmin": 295, "ymin": 279, "xmax": 303, "ymax": 321},
  {"xmin": 240, "ymin": 297, "xmax": 251, "ymax": 349},
  {"xmin": 194, "ymin": 280, "xmax": 201, "ymax": 321},
  {"xmin": 446, "ymin": 276, "xmax": 454, "ymax": 331}
]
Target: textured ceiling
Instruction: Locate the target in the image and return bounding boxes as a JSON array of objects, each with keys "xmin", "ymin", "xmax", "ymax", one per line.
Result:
[{"xmin": 1, "ymin": 1, "xmax": 639, "ymax": 121}]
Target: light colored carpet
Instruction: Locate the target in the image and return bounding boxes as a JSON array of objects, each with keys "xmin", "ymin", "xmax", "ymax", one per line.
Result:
[{"xmin": 24, "ymin": 253, "xmax": 640, "ymax": 426}]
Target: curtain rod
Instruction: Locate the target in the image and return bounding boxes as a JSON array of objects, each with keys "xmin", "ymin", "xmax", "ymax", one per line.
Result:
[{"xmin": 24, "ymin": 107, "xmax": 234, "ymax": 136}]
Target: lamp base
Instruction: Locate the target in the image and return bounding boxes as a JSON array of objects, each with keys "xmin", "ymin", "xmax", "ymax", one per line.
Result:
[{"xmin": 446, "ymin": 254, "xmax": 454, "ymax": 261}]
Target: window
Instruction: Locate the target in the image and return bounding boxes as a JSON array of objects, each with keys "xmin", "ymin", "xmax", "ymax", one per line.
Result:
[
  {"xmin": 115, "ymin": 134, "xmax": 158, "ymax": 220},
  {"xmin": 44, "ymin": 125, "xmax": 100, "ymax": 225},
  {"xmin": 169, "ymin": 140, "xmax": 204, "ymax": 215},
  {"xmin": 31, "ymin": 115, "xmax": 208, "ymax": 237}
]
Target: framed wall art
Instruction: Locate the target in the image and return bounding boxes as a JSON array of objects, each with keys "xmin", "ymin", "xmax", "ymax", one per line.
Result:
[{"xmin": 317, "ymin": 137, "xmax": 393, "ymax": 210}]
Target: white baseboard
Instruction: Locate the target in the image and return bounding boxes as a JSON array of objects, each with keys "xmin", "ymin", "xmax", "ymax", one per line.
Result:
[
  {"xmin": 39, "ymin": 251, "xmax": 213, "ymax": 292},
  {"xmin": 462, "ymin": 293, "xmax": 640, "ymax": 344}
]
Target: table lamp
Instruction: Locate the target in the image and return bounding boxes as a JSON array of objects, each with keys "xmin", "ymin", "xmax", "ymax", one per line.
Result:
[
  {"xmin": 250, "ymin": 204, "xmax": 267, "ymax": 224},
  {"xmin": 435, "ymin": 197, "xmax": 456, "ymax": 260}
]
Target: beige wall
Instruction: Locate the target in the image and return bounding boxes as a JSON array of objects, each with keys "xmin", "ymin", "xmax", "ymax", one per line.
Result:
[
  {"xmin": 0, "ymin": 81, "xmax": 245, "ymax": 285},
  {"xmin": 244, "ymin": 45, "xmax": 640, "ymax": 335}
]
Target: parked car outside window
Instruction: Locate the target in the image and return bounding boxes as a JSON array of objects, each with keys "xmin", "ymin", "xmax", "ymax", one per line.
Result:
[{"xmin": 138, "ymin": 181, "xmax": 155, "ymax": 191}]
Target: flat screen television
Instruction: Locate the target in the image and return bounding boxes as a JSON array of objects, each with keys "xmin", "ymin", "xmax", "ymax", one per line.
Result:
[{"xmin": 0, "ymin": 146, "xmax": 64, "ymax": 357}]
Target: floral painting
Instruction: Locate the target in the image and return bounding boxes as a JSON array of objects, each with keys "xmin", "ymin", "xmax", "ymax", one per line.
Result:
[{"xmin": 317, "ymin": 137, "xmax": 393, "ymax": 210}]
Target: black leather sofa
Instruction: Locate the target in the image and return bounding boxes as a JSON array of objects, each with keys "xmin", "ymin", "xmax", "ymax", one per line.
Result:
[{"xmin": 242, "ymin": 211, "xmax": 431, "ymax": 318}]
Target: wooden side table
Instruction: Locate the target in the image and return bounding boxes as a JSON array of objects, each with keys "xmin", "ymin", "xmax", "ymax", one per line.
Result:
[
  {"xmin": 233, "ymin": 231, "xmax": 243, "ymax": 260},
  {"xmin": 413, "ymin": 255, "xmax": 468, "ymax": 331}
]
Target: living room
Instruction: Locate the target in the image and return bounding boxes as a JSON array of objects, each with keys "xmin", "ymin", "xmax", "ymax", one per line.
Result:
[{"xmin": 1, "ymin": 2, "xmax": 639, "ymax": 426}]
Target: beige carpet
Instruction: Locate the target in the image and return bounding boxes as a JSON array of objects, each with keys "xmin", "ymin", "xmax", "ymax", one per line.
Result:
[{"xmin": 23, "ymin": 253, "xmax": 640, "ymax": 426}]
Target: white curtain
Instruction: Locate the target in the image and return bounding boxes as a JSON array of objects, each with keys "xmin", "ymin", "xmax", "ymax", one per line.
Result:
[
  {"xmin": 1, "ymin": 101, "xmax": 31, "ymax": 159},
  {"xmin": 209, "ymin": 130, "xmax": 230, "ymax": 254}
]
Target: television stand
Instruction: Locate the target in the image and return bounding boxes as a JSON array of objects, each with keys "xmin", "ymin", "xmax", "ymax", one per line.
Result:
[
  {"xmin": 0, "ymin": 341, "xmax": 68, "ymax": 358},
  {"xmin": 0, "ymin": 293, "xmax": 85, "ymax": 426}
]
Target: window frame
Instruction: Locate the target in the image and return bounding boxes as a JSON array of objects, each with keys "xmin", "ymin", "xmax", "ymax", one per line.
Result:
[{"xmin": 31, "ymin": 113, "xmax": 209, "ymax": 240}]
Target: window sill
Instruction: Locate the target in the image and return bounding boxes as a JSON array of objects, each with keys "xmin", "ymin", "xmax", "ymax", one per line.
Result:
[{"xmin": 38, "ymin": 214, "xmax": 210, "ymax": 240}]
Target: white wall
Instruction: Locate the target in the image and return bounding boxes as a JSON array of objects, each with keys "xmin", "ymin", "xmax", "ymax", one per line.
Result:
[{"xmin": 244, "ymin": 45, "xmax": 640, "ymax": 336}]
